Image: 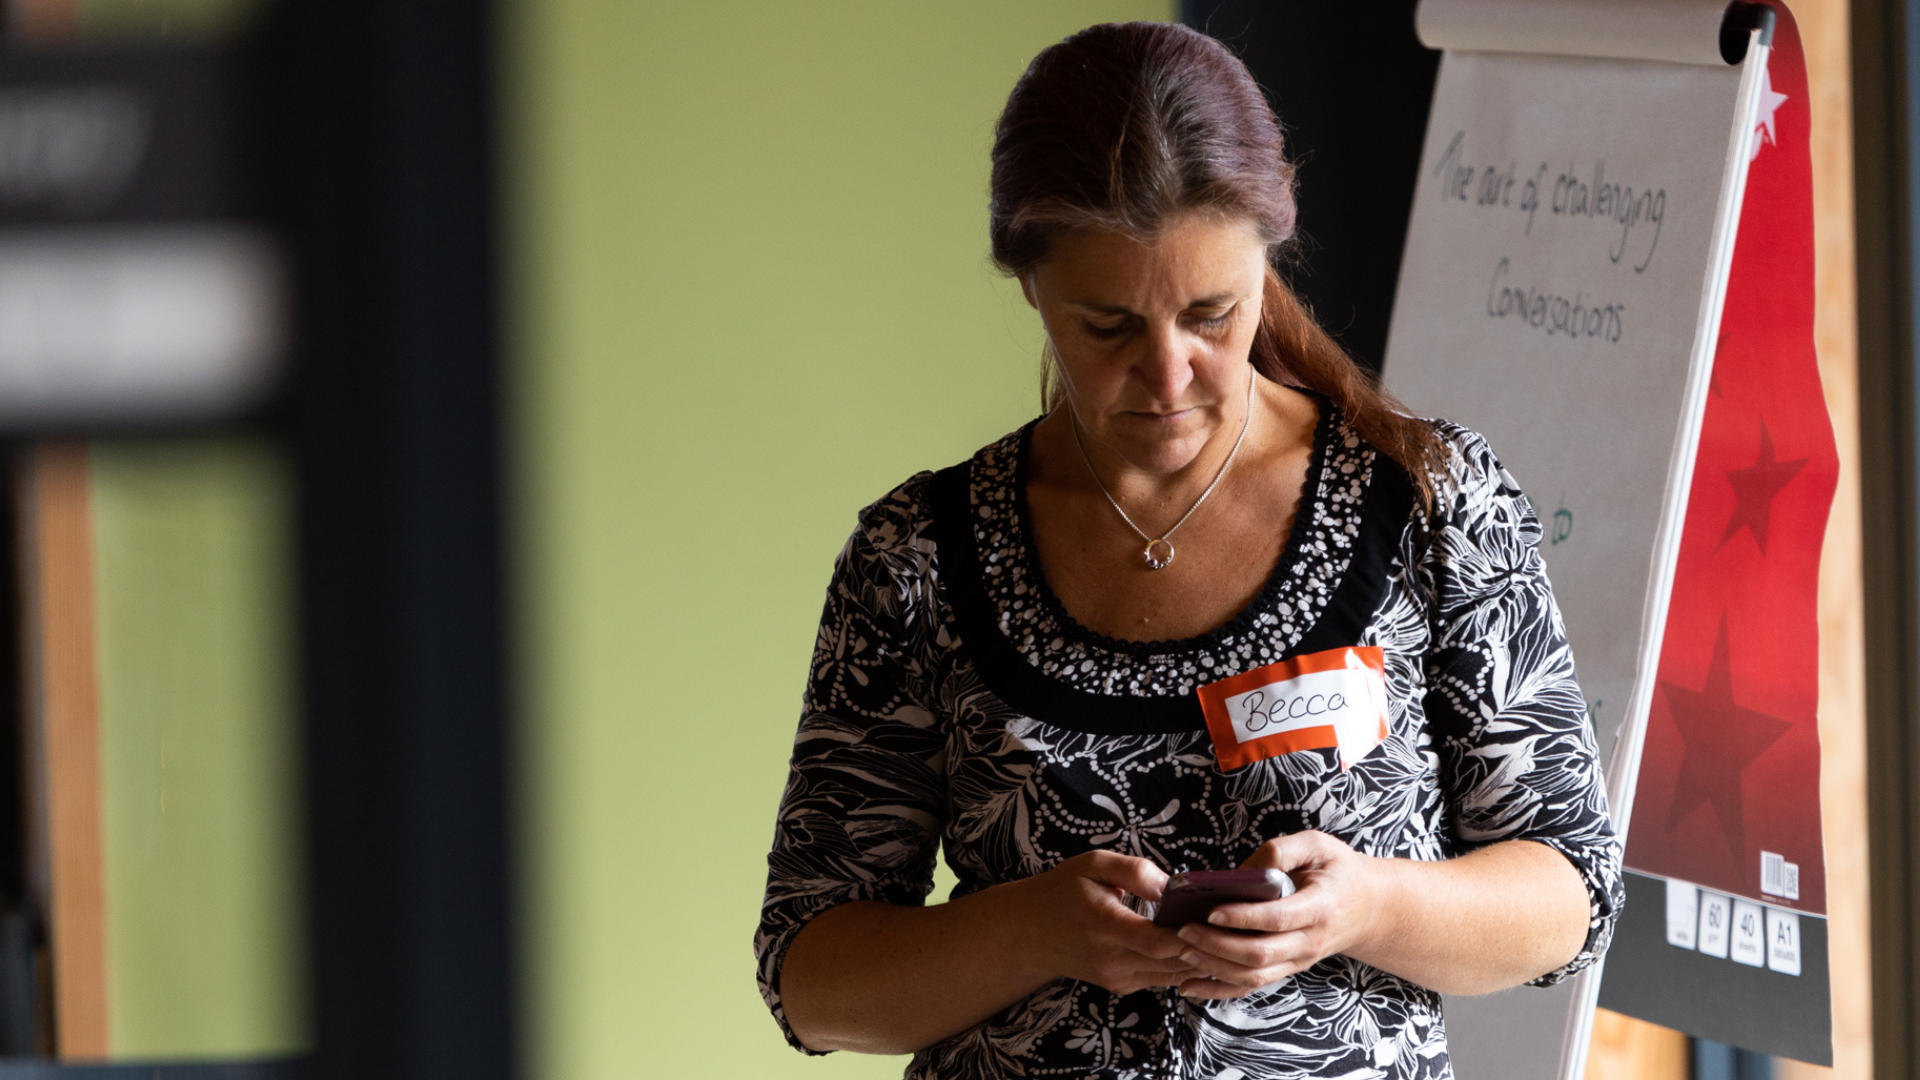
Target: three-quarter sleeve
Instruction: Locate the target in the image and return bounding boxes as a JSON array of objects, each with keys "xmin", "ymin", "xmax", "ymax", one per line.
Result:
[
  {"xmin": 755, "ymin": 479, "xmax": 949, "ymax": 1053},
  {"xmin": 1418, "ymin": 427, "xmax": 1624, "ymax": 985}
]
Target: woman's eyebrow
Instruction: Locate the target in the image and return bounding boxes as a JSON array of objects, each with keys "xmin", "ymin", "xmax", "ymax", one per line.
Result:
[{"xmin": 1068, "ymin": 292, "xmax": 1240, "ymax": 314}]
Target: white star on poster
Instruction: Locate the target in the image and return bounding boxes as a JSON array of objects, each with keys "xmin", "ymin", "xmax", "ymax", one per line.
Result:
[{"xmin": 1751, "ymin": 64, "xmax": 1789, "ymax": 161}]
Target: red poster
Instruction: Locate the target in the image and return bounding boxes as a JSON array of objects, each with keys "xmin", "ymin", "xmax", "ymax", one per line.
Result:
[{"xmin": 1623, "ymin": 3, "xmax": 1836, "ymax": 919}]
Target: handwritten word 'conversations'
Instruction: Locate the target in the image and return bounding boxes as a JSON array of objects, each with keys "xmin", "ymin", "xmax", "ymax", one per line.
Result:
[
  {"xmin": 1487, "ymin": 258, "xmax": 1625, "ymax": 343},
  {"xmin": 1436, "ymin": 131, "xmax": 1667, "ymax": 273}
]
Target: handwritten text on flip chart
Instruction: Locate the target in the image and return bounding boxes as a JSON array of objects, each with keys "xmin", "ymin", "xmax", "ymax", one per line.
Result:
[{"xmin": 1433, "ymin": 130, "xmax": 1674, "ymax": 346}]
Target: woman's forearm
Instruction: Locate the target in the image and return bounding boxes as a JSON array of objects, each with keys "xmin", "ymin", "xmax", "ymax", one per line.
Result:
[
  {"xmin": 779, "ymin": 886, "xmax": 1052, "ymax": 1055},
  {"xmin": 780, "ymin": 851, "xmax": 1196, "ymax": 1055},
  {"xmin": 1346, "ymin": 839, "xmax": 1590, "ymax": 995}
]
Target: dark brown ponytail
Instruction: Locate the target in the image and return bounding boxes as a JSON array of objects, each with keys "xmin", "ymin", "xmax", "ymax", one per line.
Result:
[
  {"xmin": 991, "ymin": 21, "xmax": 1446, "ymax": 508},
  {"xmin": 1254, "ymin": 269, "xmax": 1445, "ymax": 507}
]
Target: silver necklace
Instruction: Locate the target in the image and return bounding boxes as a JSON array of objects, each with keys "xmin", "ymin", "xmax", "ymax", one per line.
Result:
[{"xmin": 1068, "ymin": 366, "xmax": 1256, "ymax": 570}]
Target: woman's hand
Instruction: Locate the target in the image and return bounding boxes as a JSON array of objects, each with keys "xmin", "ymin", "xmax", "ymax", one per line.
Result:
[
  {"xmin": 1168, "ymin": 833, "xmax": 1591, "ymax": 998},
  {"xmin": 1009, "ymin": 850, "xmax": 1199, "ymax": 995},
  {"xmin": 1170, "ymin": 831, "xmax": 1385, "ymax": 999}
]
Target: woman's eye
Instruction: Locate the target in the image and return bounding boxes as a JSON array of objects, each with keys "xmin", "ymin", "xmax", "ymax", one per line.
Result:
[
  {"xmin": 1084, "ymin": 321, "xmax": 1129, "ymax": 340},
  {"xmin": 1192, "ymin": 309, "xmax": 1234, "ymax": 331}
]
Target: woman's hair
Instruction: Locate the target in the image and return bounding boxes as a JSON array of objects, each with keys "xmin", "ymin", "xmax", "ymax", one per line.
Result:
[{"xmin": 989, "ymin": 21, "xmax": 1446, "ymax": 506}]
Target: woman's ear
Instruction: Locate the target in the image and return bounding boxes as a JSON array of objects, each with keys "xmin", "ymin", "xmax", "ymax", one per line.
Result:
[{"xmin": 1019, "ymin": 273, "xmax": 1038, "ymax": 310}]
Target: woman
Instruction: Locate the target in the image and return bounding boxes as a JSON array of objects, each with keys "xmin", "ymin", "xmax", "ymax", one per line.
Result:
[{"xmin": 755, "ymin": 21, "xmax": 1620, "ymax": 1080}]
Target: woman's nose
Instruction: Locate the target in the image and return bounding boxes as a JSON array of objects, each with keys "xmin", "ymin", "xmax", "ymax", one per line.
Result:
[{"xmin": 1134, "ymin": 324, "xmax": 1195, "ymax": 403}]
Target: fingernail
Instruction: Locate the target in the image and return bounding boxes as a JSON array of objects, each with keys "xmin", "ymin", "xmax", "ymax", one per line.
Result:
[
  {"xmin": 1177, "ymin": 926, "xmax": 1199, "ymax": 944},
  {"xmin": 1180, "ymin": 950, "xmax": 1199, "ymax": 965},
  {"xmin": 1207, "ymin": 911, "xmax": 1226, "ymax": 925}
]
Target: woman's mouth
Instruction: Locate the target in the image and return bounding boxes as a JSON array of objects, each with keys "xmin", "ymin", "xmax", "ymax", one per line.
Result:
[{"xmin": 1124, "ymin": 407, "xmax": 1198, "ymax": 425}]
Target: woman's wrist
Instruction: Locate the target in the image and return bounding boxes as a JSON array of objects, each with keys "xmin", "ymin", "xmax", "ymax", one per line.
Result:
[
  {"xmin": 957, "ymin": 875, "xmax": 1057, "ymax": 988},
  {"xmin": 1345, "ymin": 852, "xmax": 1408, "ymax": 961}
]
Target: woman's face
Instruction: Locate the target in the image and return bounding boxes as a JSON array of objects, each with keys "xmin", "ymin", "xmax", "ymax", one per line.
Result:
[{"xmin": 1022, "ymin": 212, "xmax": 1269, "ymax": 476}]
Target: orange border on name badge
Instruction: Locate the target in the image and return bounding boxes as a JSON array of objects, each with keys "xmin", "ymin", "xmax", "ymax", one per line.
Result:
[{"xmin": 1195, "ymin": 646, "xmax": 1387, "ymax": 772}]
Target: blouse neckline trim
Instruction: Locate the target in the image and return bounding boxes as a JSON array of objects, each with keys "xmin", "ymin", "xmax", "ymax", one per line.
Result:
[
  {"xmin": 1004, "ymin": 392, "xmax": 1337, "ymax": 658},
  {"xmin": 922, "ymin": 399, "xmax": 1413, "ymax": 734}
]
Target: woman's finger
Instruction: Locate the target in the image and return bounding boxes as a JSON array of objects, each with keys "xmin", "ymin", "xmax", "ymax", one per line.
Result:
[
  {"xmin": 1110, "ymin": 920, "xmax": 1193, "ymax": 961},
  {"xmin": 1177, "ymin": 945, "xmax": 1312, "ymax": 991},
  {"xmin": 1130, "ymin": 951, "xmax": 1202, "ymax": 974},
  {"xmin": 1240, "ymin": 829, "xmax": 1338, "ymax": 875},
  {"xmin": 1196, "ymin": 871, "xmax": 1333, "ymax": 935},
  {"xmin": 1176, "ymin": 976, "xmax": 1246, "ymax": 1000},
  {"xmin": 1175, "ymin": 965, "xmax": 1299, "ymax": 999},
  {"xmin": 1177, "ymin": 924, "xmax": 1313, "ymax": 971},
  {"xmin": 1079, "ymin": 850, "xmax": 1170, "ymax": 902},
  {"xmin": 1202, "ymin": 896, "xmax": 1304, "ymax": 934},
  {"xmin": 1098, "ymin": 949, "xmax": 1201, "ymax": 995}
]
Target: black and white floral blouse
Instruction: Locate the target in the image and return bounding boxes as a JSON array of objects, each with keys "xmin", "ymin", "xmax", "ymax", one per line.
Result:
[{"xmin": 756, "ymin": 402, "xmax": 1623, "ymax": 1080}]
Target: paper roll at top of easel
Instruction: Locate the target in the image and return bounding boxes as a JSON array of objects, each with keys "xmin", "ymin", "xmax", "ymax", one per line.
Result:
[{"xmin": 1416, "ymin": 0, "xmax": 1746, "ymax": 65}]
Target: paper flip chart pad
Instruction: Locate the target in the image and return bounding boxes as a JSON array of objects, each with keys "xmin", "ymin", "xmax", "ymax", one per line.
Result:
[{"xmin": 1385, "ymin": 49, "xmax": 1756, "ymax": 775}]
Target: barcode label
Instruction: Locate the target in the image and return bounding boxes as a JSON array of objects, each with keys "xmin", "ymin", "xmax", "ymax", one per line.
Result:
[{"xmin": 1761, "ymin": 851, "xmax": 1801, "ymax": 900}]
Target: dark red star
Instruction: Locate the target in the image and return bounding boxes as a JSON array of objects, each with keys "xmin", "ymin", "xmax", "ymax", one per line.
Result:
[
  {"xmin": 1661, "ymin": 617, "xmax": 1792, "ymax": 860},
  {"xmin": 1717, "ymin": 420, "xmax": 1808, "ymax": 554}
]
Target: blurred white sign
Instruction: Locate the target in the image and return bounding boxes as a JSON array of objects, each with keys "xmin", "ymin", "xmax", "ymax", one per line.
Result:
[{"xmin": 0, "ymin": 225, "xmax": 284, "ymax": 426}]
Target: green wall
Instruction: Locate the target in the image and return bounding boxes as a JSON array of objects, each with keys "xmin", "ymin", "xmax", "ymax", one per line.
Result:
[
  {"xmin": 90, "ymin": 439, "xmax": 305, "ymax": 1058},
  {"xmin": 505, "ymin": 2, "xmax": 1170, "ymax": 1076}
]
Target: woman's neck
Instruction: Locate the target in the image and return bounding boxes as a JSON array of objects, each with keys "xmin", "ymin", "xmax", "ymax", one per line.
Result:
[{"xmin": 1030, "ymin": 377, "xmax": 1312, "ymax": 518}]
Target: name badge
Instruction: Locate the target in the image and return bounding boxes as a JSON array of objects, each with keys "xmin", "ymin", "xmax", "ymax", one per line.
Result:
[{"xmin": 1195, "ymin": 646, "xmax": 1391, "ymax": 773}]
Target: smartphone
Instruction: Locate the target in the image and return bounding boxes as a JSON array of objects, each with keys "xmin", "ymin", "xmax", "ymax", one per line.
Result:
[{"xmin": 1152, "ymin": 868, "xmax": 1294, "ymax": 928}]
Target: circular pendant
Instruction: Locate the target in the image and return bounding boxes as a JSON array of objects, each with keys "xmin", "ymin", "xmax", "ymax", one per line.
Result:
[{"xmin": 1144, "ymin": 539, "xmax": 1175, "ymax": 570}]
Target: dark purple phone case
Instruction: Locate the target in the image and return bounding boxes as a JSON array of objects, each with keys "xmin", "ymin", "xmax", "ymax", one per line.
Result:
[{"xmin": 1151, "ymin": 869, "xmax": 1294, "ymax": 927}]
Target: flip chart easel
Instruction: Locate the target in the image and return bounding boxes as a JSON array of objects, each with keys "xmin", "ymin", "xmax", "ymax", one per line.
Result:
[{"xmin": 1382, "ymin": 2, "xmax": 1832, "ymax": 1076}]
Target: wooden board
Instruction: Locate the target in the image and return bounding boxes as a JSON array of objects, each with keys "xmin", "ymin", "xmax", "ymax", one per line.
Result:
[
  {"xmin": 20, "ymin": 442, "xmax": 109, "ymax": 1059},
  {"xmin": 1583, "ymin": 1009, "xmax": 1689, "ymax": 1080}
]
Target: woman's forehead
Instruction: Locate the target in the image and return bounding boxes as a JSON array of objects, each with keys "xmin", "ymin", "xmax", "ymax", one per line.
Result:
[{"xmin": 1039, "ymin": 215, "xmax": 1267, "ymax": 308}]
